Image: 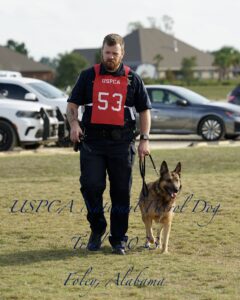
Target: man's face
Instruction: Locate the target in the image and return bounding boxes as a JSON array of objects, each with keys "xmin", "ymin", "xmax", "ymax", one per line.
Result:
[{"xmin": 101, "ymin": 43, "xmax": 124, "ymax": 72}]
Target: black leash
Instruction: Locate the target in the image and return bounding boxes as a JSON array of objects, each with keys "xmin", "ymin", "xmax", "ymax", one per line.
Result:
[{"xmin": 139, "ymin": 154, "xmax": 159, "ymax": 197}]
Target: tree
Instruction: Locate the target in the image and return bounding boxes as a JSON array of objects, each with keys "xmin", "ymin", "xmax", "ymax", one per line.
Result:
[
  {"xmin": 161, "ymin": 15, "xmax": 174, "ymax": 35},
  {"xmin": 127, "ymin": 21, "xmax": 144, "ymax": 33},
  {"xmin": 127, "ymin": 15, "xmax": 174, "ymax": 34},
  {"xmin": 153, "ymin": 54, "xmax": 164, "ymax": 78},
  {"xmin": 212, "ymin": 47, "xmax": 240, "ymax": 80},
  {"xmin": 231, "ymin": 49, "xmax": 240, "ymax": 67},
  {"xmin": 39, "ymin": 57, "xmax": 59, "ymax": 70},
  {"xmin": 181, "ymin": 56, "xmax": 197, "ymax": 85},
  {"xmin": 55, "ymin": 52, "xmax": 88, "ymax": 88},
  {"xmin": 231, "ymin": 49, "xmax": 240, "ymax": 77},
  {"xmin": 165, "ymin": 69, "xmax": 175, "ymax": 82},
  {"xmin": 5, "ymin": 39, "xmax": 29, "ymax": 56},
  {"xmin": 147, "ymin": 17, "xmax": 158, "ymax": 29},
  {"xmin": 95, "ymin": 49, "xmax": 101, "ymax": 64}
]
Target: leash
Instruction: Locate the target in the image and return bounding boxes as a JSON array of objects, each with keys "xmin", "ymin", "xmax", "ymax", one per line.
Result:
[{"xmin": 139, "ymin": 154, "xmax": 159, "ymax": 197}]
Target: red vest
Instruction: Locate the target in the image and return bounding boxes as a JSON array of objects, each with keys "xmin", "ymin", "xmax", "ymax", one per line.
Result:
[{"xmin": 91, "ymin": 64, "xmax": 130, "ymax": 126}]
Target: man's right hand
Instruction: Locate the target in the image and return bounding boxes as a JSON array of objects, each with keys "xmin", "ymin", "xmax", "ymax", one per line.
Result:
[{"xmin": 70, "ymin": 122, "xmax": 83, "ymax": 143}]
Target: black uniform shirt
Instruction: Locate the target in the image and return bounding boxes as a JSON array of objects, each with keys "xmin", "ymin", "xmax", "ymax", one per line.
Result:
[{"xmin": 67, "ymin": 63, "xmax": 151, "ymax": 129}]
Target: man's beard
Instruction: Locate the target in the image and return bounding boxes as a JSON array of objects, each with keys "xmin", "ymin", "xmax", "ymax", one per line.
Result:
[{"xmin": 102, "ymin": 58, "xmax": 121, "ymax": 72}]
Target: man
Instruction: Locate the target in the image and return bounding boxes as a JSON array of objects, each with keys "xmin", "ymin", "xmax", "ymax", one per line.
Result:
[{"xmin": 67, "ymin": 33, "xmax": 151, "ymax": 255}]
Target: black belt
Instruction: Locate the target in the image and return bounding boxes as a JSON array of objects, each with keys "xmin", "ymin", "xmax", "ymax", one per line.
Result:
[{"xmin": 84, "ymin": 127, "xmax": 135, "ymax": 141}]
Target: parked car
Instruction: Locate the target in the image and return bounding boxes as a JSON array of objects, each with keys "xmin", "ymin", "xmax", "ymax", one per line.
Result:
[
  {"xmin": 227, "ymin": 84, "xmax": 240, "ymax": 106},
  {"xmin": 144, "ymin": 85, "xmax": 240, "ymax": 141},
  {"xmin": 0, "ymin": 70, "xmax": 22, "ymax": 78},
  {"xmin": 0, "ymin": 95, "xmax": 60, "ymax": 151},
  {"xmin": 0, "ymin": 74, "xmax": 69, "ymax": 144},
  {"xmin": 0, "ymin": 75, "xmax": 68, "ymax": 115}
]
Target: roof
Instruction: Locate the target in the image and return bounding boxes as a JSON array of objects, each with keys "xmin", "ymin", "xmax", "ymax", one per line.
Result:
[
  {"xmin": 73, "ymin": 28, "xmax": 215, "ymax": 71},
  {"xmin": 73, "ymin": 48, "xmax": 99, "ymax": 65},
  {"xmin": 0, "ymin": 46, "xmax": 54, "ymax": 72},
  {"xmin": 124, "ymin": 28, "xmax": 215, "ymax": 70},
  {"xmin": 0, "ymin": 77, "xmax": 41, "ymax": 84}
]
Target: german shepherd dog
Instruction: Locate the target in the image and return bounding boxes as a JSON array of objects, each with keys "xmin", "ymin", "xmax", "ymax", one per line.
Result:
[{"xmin": 139, "ymin": 161, "xmax": 182, "ymax": 253}]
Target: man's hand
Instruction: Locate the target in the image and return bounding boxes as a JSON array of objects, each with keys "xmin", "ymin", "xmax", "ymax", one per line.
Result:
[
  {"xmin": 138, "ymin": 140, "xmax": 150, "ymax": 161},
  {"xmin": 66, "ymin": 102, "xmax": 82, "ymax": 143},
  {"xmin": 138, "ymin": 109, "xmax": 151, "ymax": 160},
  {"xmin": 70, "ymin": 122, "xmax": 83, "ymax": 143}
]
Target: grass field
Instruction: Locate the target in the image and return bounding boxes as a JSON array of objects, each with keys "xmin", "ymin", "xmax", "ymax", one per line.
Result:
[
  {"xmin": 0, "ymin": 146, "xmax": 240, "ymax": 300},
  {"xmin": 187, "ymin": 85, "xmax": 235, "ymax": 100}
]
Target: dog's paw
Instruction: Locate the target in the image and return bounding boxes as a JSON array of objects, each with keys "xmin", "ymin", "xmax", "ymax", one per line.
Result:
[
  {"xmin": 161, "ymin": 249, "xmax": 169, "ymax": 254},
  {"xmin": 144, "ymin": 242, "xmax": 151, "ymax": 248}
]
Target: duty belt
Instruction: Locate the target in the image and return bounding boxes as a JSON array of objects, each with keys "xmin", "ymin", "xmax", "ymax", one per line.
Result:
[{"xmin": 84, "ymin": 128, "xmax": 135, "ymax": 141}]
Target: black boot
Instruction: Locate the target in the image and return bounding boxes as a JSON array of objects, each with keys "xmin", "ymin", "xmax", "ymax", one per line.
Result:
[
  {"xmin": 112, "ymin": 245, "xmax": 126, "ymax": 255},
  {"xmin": 87, "ymin": 231, "xmax": 105, "ymax": 251}
]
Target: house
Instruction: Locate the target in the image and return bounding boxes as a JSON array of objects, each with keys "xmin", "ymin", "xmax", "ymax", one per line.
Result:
[
  {"xmin": 74, "ymin": 28, "xmax": 218, "ymax": 79},
  {"xmin": 0, "ymin": 45, "xmax": 54, "ymax": 81}
]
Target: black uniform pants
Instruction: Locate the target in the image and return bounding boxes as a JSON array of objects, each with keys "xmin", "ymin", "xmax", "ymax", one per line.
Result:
[{"xmin": 79, "ymin": 139, "xmax": 136, "ymax": 248}]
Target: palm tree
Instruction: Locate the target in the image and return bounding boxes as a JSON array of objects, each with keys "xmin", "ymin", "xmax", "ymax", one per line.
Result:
[{"xmin": 153, "ymin": 54, "xmax": 164, "ymax": 78}]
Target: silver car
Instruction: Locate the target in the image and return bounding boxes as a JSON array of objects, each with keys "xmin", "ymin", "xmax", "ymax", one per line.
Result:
[{"xmin": 145, "ymin": 85, "xmax": 240, "ymax": 141}]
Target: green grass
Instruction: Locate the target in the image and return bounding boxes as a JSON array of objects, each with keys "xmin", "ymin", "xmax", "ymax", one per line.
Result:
[
  {"xmin": 187, "ymin": 85, "xmax": 235, "ymax": 100},
  {"xmin": 0, "ymin": 147, "xmax": 240, "ymax": 300}
]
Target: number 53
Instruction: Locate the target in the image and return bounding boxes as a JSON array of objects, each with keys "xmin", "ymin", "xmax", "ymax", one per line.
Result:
[{"xmin": 98, "ymin": 92, "xmax": 123, "ymax": 111}]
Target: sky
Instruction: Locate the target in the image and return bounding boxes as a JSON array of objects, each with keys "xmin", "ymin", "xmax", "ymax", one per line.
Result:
[{"xmin": 0, "ymin": 0, "xmax": 239, "ymax": 61}]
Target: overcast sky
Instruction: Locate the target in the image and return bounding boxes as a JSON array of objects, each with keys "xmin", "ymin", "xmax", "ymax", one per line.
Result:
[{"xmin": 0, "ymin": 0, "xmax": 239, "ymax": 61}]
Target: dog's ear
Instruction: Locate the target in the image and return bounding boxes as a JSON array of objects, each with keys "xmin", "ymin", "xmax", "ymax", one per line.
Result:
[
  {"xmin": 174, "ymin": 162, "xmax": 181, "ymax": 175},
  {"xmin": 160, "ymin": 161, "xmax": 169, "ymax": 175}
]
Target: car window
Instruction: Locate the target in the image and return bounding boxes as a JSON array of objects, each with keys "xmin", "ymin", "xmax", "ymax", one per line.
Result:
[
  {"xmin": 175, "ymin": 87, "xmax": 209, "ymax": 104},
  {"xmin": 28, "ymin": 82, "xmax": 66, "ymax": 99},
  {"xmin": 167, "ymin": 91, "xmax": 180, "ymax": 104},
  {"xmin": 150, "ymin": 89, "xmax": 180, "ymax": 105},
  {"xmin": 151, "ymin": 90, "xmax": 165, "ymax": 103},
  {"xmin": 0, "ymin": 83, "xmax": 29, "ymax": 100}
]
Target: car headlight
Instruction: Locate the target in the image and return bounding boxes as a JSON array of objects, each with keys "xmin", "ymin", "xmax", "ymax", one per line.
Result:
[{"xmin": 16, "ymin": 110, "xmax": 41, "ymax": 119}]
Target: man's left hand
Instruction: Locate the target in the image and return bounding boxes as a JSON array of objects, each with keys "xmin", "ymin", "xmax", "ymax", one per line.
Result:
[{"xmin": 138, "ymin": 140, "xmax": 150, "ymax": 161}]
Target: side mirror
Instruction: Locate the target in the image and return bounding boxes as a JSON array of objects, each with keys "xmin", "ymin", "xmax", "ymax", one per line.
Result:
[
  {"xmin": 176, "ymin": 99, "xmax": 188, "ymax": 106},
  {"xmin": 24, "ymin": 92, "xmax": 37, "ymax": 101}
]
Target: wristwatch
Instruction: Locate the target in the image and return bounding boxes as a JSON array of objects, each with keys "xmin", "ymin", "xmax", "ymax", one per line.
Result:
[{"xmin": 140, "ymin": 134, "xmax": 149, "ymax": 140}]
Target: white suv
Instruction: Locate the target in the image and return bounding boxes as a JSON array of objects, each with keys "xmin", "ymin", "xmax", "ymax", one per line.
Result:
[
  {"xmin": 0, "ymin": 95, "xmax": 59, "ymax": 151},
  {"xmin": 0, "ymin": 75, "xmax": 68, "ymax": 116}
]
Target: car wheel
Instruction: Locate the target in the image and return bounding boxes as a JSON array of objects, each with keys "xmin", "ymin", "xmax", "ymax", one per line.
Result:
[
  {"xmin": 199, "ymin": 116, "xmax": 224, "ymax": 141},
  {"xmin": 0, "ymin": 120, "xmax": 17, "ymax": 151},
  {"xmin": 225, "ymin": 134, "xmax": 239, "ymax": 140}
]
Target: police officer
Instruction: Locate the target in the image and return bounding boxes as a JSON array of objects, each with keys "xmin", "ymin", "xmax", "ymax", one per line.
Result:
[{"xmin": 67, "ymin": 33, "xmax": 151, "ymax": 255}]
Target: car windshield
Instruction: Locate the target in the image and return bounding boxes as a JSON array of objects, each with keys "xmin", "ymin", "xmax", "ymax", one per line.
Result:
[
  {"xmin": 28, "ymin": 82, "xmax": 66, "ymax": 99},
  {"xmin": 176, "ymin": 87, "xmax": 210, "ymax": 104}
]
